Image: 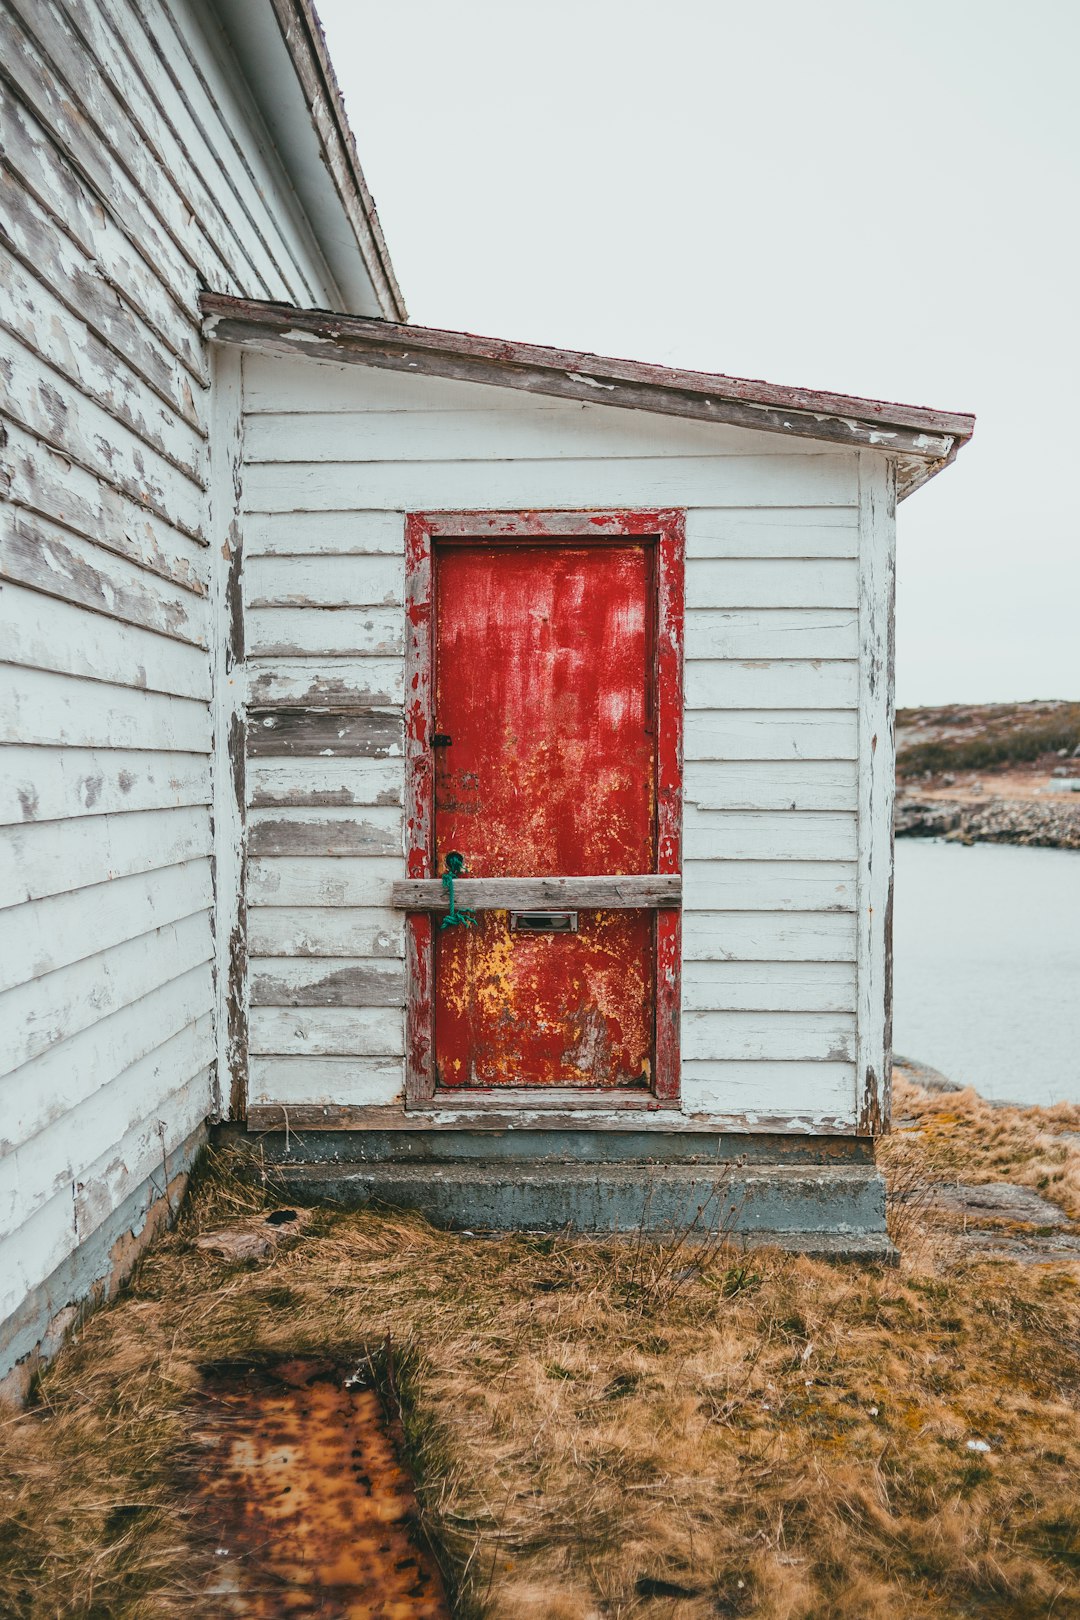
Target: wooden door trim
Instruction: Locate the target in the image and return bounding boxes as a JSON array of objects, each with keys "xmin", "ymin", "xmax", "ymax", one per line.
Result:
[{"xmin": 403, "ymin": 509, "xmax": 685, "ymax": 1110}]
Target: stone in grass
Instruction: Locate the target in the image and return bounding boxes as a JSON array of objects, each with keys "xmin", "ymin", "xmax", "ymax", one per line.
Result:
[
  {"xmin": 927, "ymin": 1182, "xmax": 1071, "ymax": 1226},
  {"xmin": 195, "ymin": 1207, "xmax": 314, "ymax": 1261}
]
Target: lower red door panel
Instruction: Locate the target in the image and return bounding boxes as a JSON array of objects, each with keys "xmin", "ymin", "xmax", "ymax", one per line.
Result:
[{"xmin": 432, "ymin": 540, "xmax": 656, "ymax": 1090}]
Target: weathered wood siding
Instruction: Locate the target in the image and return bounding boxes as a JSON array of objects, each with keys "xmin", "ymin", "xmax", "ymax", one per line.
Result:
[
  {"xmin": 237, "ymin": 355, "xmax": 890, "ymax": 1131},
  {"xmin": 0, "ymin": 0, "xmax": 345, "ymax": 1360}
]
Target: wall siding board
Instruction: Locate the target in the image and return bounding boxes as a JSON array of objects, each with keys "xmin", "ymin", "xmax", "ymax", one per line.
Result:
[
  {"xmin": 248, "ymin": 1055, "xmax": 404, "ymax": 1108},
  {"xmin": 0, "ymin": 1064, "xmax": 213, "ymax": 1321},
  {"xmin": 0, "ymin": 911, "xmax": 212, "ymax": 1076},
  {"xmin": 0, "ymin": 963, "xmax": 212, "ymax": 1158},
  {"xmin": 680, "ymin": 911, "xmax": 856, "ymax": 964},
  {"xmin": 0, "ymin": 1015, "xmax": 213, "ymax": 1237},
  {"xmin": 247, "ymin": 907, "xmax": 404, "ymax": 959},
  {"xmin": 685, "ymin": 508, "xmax": 859, "ymax": 559},
  {"xmin": 683, "ymin": 761, "xmax": 857, "ymax": 813},
  {"xmin": 0, "ymin": 79, "xmax": 205, "ymax": 379},
  {"xmin": 244, "ymin": 554, "xmax": 404, "ymax": 608},
  {"xmin": 249, "ymin": 1006, "xmax": 405, "ymax": 1058},
  {"xmin": 246, "ymin": 607, "xmax": 404, "ymax": 658},
  {"xmin": 243, "ymin": 510, "xmax": 407, "ymax": 557},
  {"xmin": 0, "ymin": 168, "xmax": 203, "ymax": 425},
  {"xmin": 241, "ymin": 454, "xmax": 861, "ymax": 513},
  {"xmin": 0, "ymin": 860, "xmax": 212, "ymax": 993},
  {"xmin": 0, "ymin": 667, "xmax": 209, "ymax": 753},
  {"xmin": 682, "ymin": 812, "xmax": 857, "ymax": 863},
  {"xmin": 680, "ymin": 1062, "xmax": 856, "ymax": 1122},
  {"xmin": 3, "ymin": 430, "xmax": 208, "ymax": 602},
  {"xmin": 0, "ymin": 746, "xmax": 210, "ymax": 827},
  {"xmin": 247, "ymin": 758, "xmax": 404, "ymax": 810},
  {"xmin": 245, "ymin": 660, "xmax": 404, "ymax": 710},
  {"xmin": 684, "ymin": 609, "xmax": 859, "ymax": 660},
  {"xmin": 1, "ymin": 582, "xmax": 211, "ymax": 701},
  {"xmin": 684, "ymin": 660, "xmax": 858, "ymax": 711}
]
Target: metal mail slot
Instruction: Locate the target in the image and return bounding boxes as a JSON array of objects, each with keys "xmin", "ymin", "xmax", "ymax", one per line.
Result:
[{"xmin": 510, "ymin": 910, "xmax": 578, "ymax": 933}]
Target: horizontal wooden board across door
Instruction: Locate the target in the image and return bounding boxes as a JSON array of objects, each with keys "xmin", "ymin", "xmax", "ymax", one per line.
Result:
[{"xmin": 391, "ymin": 875, "xmax": 681, "ymax": 911}]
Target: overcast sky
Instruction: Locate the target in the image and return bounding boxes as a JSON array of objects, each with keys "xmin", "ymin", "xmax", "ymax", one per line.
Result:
[{"xmin": 318, "ymin": 0, "xmax": 1078, "ymax": 708}]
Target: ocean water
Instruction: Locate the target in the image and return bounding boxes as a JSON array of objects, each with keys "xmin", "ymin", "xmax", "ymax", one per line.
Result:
[{"xmin": 892, "ymin": 839, "xmax": 1080, "ymax": 1106}]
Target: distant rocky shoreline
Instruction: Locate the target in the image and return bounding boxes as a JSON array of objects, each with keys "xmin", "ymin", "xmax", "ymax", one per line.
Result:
[
  {"xmin": 894, "ymin": 793, "xmax": 1080, "ymax": 850},
  {"xmin": 894, "ymin": 700, "xmax": 1080, "ymax": 851}
]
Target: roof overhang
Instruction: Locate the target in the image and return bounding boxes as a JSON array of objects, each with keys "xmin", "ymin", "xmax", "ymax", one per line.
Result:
[
  {"xmin": 204, "ymin": 0, "xmax": 406, "ymax": 321},
  {"xmin": 201, "ymin": 293, "xmax": 974, "ymax": 498}
]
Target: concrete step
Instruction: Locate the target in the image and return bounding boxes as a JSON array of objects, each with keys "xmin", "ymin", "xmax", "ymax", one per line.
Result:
[{"xmin": 264, "ymin": 1160, "xmax": 893, "ymax": 1260}]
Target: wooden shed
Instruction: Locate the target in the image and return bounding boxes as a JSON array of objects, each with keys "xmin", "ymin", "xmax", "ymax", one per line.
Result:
[
  {"xmin": 199, "ymin": 297, "xmax": 974, "ymax": 1253},
  {"xmin": 0, "ymin": 0, "xmax": 973, "ymax": 1398}
]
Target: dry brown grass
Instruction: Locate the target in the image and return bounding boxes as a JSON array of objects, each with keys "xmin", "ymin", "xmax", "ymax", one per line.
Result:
[{"xmin": 2, "ymin": 1097, "xmax": 1079, "ymax": 1620}]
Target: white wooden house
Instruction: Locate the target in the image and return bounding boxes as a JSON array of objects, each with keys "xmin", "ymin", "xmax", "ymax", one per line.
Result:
[{"xmin": 0, "ymin": 0, "xmax": 974, "ymax": 1397}]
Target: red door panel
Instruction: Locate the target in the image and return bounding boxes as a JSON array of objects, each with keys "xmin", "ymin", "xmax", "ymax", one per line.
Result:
[{"xmin": 433, "ymin": 542, "xmax": 656, "ymax": 1089}]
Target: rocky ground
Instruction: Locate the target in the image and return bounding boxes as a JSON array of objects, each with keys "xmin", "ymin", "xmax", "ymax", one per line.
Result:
[{"xmin": 896, "ymin": 701, "xmax": 1080, "ymax": 849}]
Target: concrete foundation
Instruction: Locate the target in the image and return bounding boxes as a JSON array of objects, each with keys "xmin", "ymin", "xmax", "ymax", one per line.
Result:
[{"xmin": 224, "ymin": 1129, "xmax": 894, "ymax": 1261}]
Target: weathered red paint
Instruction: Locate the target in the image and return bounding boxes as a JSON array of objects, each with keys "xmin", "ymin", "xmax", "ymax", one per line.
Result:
[{"xmin": 404, "ymin": 512, "xmax": 684, "ymax": 1105}]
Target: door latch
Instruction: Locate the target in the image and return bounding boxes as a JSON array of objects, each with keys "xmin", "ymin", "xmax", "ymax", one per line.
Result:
[{"xmin": 431, "ymin": 733, "xmax": 453, "ymax": 748}]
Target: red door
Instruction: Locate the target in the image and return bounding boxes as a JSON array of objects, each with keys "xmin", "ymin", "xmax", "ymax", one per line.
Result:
[
  {"xmin": 405, "ymin": 511, "xmax": 684, "ymax": 1102},
  {"xmin": 434, "ymin": 539, "xmax": 654, "ymax": 1088}
]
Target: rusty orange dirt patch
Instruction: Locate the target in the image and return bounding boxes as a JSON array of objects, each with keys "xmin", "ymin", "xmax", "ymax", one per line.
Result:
[{"xmin": 192, "ymin": 1354, "xmax": 450, "ymax": 1618}]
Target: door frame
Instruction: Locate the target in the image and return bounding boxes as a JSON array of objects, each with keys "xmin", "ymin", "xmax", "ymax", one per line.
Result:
[{"xmin": 403, "ymin": 509, "xmax": 685, "ymax": 1111}]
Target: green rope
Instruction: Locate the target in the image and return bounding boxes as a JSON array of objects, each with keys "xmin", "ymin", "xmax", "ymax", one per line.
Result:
[{"xmin": 440, "ymin": 851, "xmax": 477, "ymax": 930}]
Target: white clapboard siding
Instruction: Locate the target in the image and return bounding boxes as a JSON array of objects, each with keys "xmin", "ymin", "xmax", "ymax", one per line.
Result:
[
  {"xmin": 1, "ymin": 97, "xmax": 204, "ymax": 383},
  {"xmin": 247, "ymin": 907, "xmax": 404, "ymax": 959},
  {"xmin": 247, "ymin": 857, "xmax": 403, "ymax": 909},
  {"xmin": 1, "ymin": 244, "xmax": 205, "ymax": 480},
  {"xmin": 250, "ymin": 957, "xmax": 405, "ymax": 1008},
  {"xmin": 0, "ymin": 1065, "xmax": 212, "ymax": 1322},
  {"xmin": 0, "ymin": 1014, "xmax": 213, "ymax": 1237},
  {"xmin": 0, "ymin": 511, "xmax": 208, "ymax": 651},
  {"xmin": 0, "ymin": 859, "xmax": 212, "ymax": 994},
  {"xmin": 685, "ymin": 609, "xmax": 859, "ymax": 661},
  {"xmin": 0, "ymin": 328, "xmax": 205, "ymax": 538},
  {"xmin": 129, "ymin": 0, "xmax": 334, "ymax": 301},
  {"xmin": 681, "ymin": 911, "xmax": 856, "ymax": 964},
  {"xmin": 682, "ymin": 1012, "xmax": 855, "ymax": 1064},
  {"xmin": 684, "ymin": 660, "xmax": 858, "ymax": 711},
  {"xmin": 248, "ymin": 1056, "xmax": 403, "ymax": 1108},
  {"xmin": 683, "ymin": 813, "xmax": 857, "ymax": 863},
  {"xmin": 245, "ymin": 403, "xmax": 814, "ymax": 464},
  {"xmin": 247, "ymin": 806, "xmax": 403, "ymax": 857},
  {"xmin": 681, "ymin": 961, "xmax": 856, "ymax": 1013},
  {"xmin": 681, "ymin": 1062, "xmax": 856, "ymax": 1123},
  {"xmin": 683, "ymin": 861, "xmax": 856, "ymax": 912},
  {"xmin": 245, "ymin": 607, "xmax": 405, "ymax": 659},
  {"xmin": 244, "ymin": 554, "xmax": 405, "ymax": 609},
  {"xmin": 685, "ymin": 711, "xmax": 858, "ymax": 762},
  {"xmin": 1, "ymin": 911, "xmax": 212, "ymax": 1076},
  {"xmin": 0, "ymin": 804, "xmax": 211, "ymax": 909},
  {"xmin": 686, "ymin": 508, "xmax": 859, "ymax": 559},
  {"xmin": 0, "ymin": 667, "xmax": 208, "ymax": 753},
  {"xmin": 244, "ymin": 510, "xmax": 407, "ymax": 557},
  {"xmin": 0, "ymin": 746, "xmax": 211, "ymax": 826},
  {"xmin": 2, "ymin": 163, "xmax": 201, "ymax": 425},
  {"xmin": 0, "ymin": 963, "xmax": 213, "ymax": 1155},
  {"xmin": 247, "ymin": 758, "xmax": 404, "ymax": 811},
  {"xmin": 242, "ymin": 454, "xmax": 860, "ymax": 514},
  {"xmin": 1, "ymin": 414, "xmax": 209, "ymax": 592},
  {"xmin": 245, "ymin": 660, "xmax": 405, "ymax": 710},
  {"xmin": 684, "ymin": 761, "xmax": 857, "ymax": 812},
  {"xmin": 0, "ymin": 582, "xmax": 210, "ymax": 701},
  {"xmin": 687, "ymin": 559, "xmax": 858, "ymax": 610},
  {"xmin": 0, "ymin": 0, "xmax": 381, "ymax": 1366},
  {"xmin": 249, "ymin": 1006, "xmax": 405, "ymax": 1058}
]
